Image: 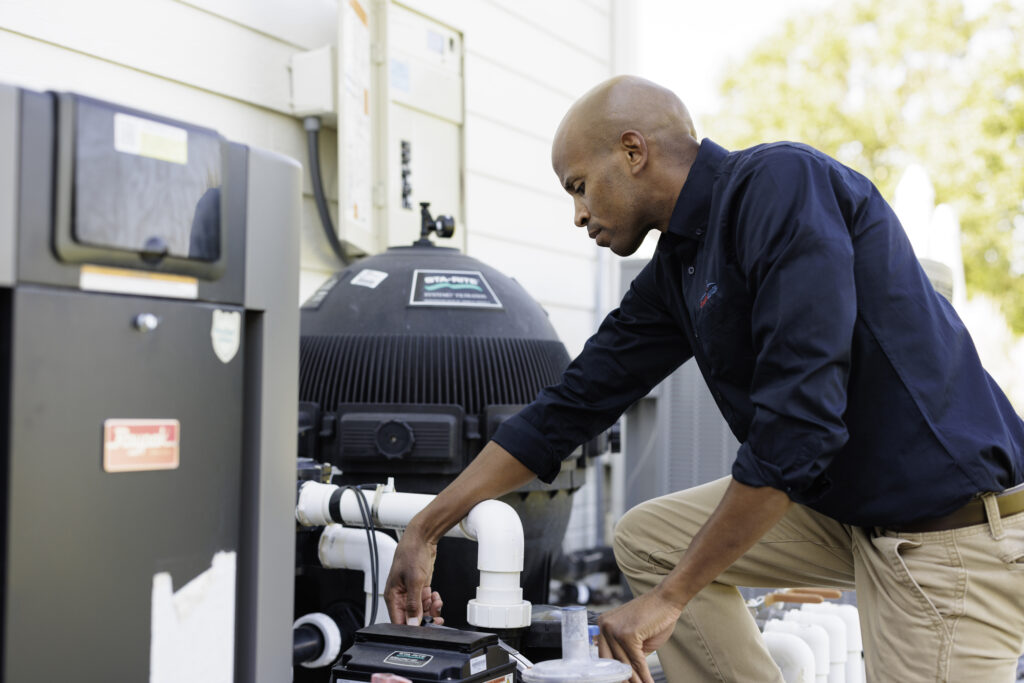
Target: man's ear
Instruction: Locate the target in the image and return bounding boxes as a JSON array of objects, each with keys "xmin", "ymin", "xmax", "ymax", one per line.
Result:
[{"xmin": 620, "ymin": 130, "xmax": 648, "ymax": 175}]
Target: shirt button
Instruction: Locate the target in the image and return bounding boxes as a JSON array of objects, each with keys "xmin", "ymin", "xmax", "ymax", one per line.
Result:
[
  {"xmin": 695, "ymin": 228, "xmax": 704, "ymax": 236},
  {"xmin": 687, "ymin": 266, "xmax": 695, "ymax": 275}
]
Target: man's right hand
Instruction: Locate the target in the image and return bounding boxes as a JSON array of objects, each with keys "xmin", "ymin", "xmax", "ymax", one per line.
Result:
[{"xmin": 385, "ymin": 526, "xmax": 441, "ymax": 625}]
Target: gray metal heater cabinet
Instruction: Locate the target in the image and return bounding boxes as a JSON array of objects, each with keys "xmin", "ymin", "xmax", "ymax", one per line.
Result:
[{"xmin": 0, "ymin": 84, "xmax": 300, "ymax": 683}]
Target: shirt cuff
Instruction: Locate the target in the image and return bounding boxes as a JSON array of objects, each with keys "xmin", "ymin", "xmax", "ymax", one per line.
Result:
[
  {"xmin": 731, "ymin": 442, "xmax": 793, "ymax": 494},
  {"xmin": 491, "ymin": 414, "xmax": 562, "ymax": 484}
]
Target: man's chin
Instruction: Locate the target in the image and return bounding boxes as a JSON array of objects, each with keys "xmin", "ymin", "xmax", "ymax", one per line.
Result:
[{"xmin": 609, "ymin": 239, "xmax": 642, "ymax": 257}]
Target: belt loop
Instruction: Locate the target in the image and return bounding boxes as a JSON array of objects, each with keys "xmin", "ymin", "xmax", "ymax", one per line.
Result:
[{"xmin": 983, "ymin": 493, "xmax": 1005, "ymax": 539}]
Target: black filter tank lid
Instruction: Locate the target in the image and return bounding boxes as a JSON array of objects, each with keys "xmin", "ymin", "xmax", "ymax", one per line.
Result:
[
  {"xmin": 299, "ymin": 243, "xmax": 572, "ymax": 416},
  {"xmin": 301, "ymin": 244, "xmax": 563, "ymax": 340}
]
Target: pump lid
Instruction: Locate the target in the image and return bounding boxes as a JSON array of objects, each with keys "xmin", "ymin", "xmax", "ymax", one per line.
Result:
[
  {"xmin": 521, "ymin": 657, "xmax": 633, "ymax": 683},
  {"xmin": 354, "ymin": 623, "xmax": 496, "ymax": 653}
]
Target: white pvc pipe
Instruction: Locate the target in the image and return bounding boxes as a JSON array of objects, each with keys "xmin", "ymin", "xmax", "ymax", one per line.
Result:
[
  {"xmin": 296, "ymin": 482, "xmax": 472, "ymax": 540},
  {"xmin": 802, "ymin": 603, "xmax": 864, "ymax": 683},
  {"xmin": 785, "ymin": 610, "xmax": 847, "ymax": 683},
  {"xmin": 296, "ymin": 481, "xmax": 531, "ymax": 629},
  {"xmin": 318, "ymin": 525, "xmax": 396, "ymax": 625},
  {"xmin": 763, "ymin": 631, "xmax": 816, "ymax": 683},
  {"xmin": 765, "ymin": 619, "xmax": 830, "ymax": 683},
  {"xmin": 461, "ymin": 500, "xmax": 531, "ymax": 628}
]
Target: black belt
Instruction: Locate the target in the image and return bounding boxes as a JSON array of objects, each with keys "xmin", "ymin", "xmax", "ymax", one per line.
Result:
[{"xmin": 890, "ymin": 484, "xmax": 1024, "ymax": 533}]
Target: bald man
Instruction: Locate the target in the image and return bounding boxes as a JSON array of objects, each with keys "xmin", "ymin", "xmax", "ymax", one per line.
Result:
[{"xmin": 385, "ymin": 76, "xmax": 1024, "ymax": 683}]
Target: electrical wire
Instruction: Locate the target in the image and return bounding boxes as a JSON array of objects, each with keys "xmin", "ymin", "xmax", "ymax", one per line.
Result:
[
  {"xmin": 303, "ymin": 116, "xmax": 351, "ymax": 265},
  {"xmin": 342, "ymin": 485, "xmax": 379, "ymax": 626}
]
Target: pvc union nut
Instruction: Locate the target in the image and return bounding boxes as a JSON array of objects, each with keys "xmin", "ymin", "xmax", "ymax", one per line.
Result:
[
  {"xmin": 466, "ymin": 599, "xmax": 532, "ymax": 629},
  {"xmin": 296, "ymin": 481, "xmax": 336, "ymax": 527}
]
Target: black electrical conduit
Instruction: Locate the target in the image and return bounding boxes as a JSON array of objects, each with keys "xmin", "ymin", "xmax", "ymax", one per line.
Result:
[
  {"xmin": 304, "ymin": 116, "xmax": 352, "ymax": 265},
  {"xmin": 293, "ymin": 623, "xmax": 325, "ymax": 665}
]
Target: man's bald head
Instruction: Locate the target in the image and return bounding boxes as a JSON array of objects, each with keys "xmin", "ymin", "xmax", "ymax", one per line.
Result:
[
  {"xmin": 550, "ymin": 76, "xmax": 701, "ymax": 255},
  {"xmin": 552, "ymin": 75, "xmax": 697, "ymax": 167}
]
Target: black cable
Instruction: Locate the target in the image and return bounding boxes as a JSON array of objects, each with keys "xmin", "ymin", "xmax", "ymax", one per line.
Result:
[
  {"xmin": 351, "ymin": 487, "xmax": 378, "ymax": 626},
  {"xmin": 358, "ymin": 488, "xmax": 380, "ymax": 626},
  {"xmin": 345, "ymin": 486, "xmax": 377, "ymax": 626},
  {"xmin": 303, "ymin": 116, "xmax": 351, "ymax": 265},
  {"xmin": 342, "ymin": 485, "xmax": 379, "ymax": 626}
]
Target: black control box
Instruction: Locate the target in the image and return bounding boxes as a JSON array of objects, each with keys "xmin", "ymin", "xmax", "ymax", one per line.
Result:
[{"xmin": 331, "ymin": 623, "xmax": 516, "ymax": 683}]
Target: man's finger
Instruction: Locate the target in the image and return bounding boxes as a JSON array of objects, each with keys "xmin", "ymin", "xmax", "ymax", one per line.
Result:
[
  {"xmin": 620, "ymin": 641, "xmax": 653, "ymax": 683},
  {"xmin": 384, "ymin": 586, "xmax": 408, "ymax": 625},
  {"xmin": 604, "ymin": 636, "xmax": 635, "ymax": 681},
  {"xmin": 404, "ymin": 591, "xmax": 424, "ymax": 626}
]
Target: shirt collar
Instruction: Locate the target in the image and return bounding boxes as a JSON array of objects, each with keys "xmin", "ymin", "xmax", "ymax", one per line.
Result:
[{"xmin": 663, "ymin": 138, "xmax": 729, "ymax": 242}]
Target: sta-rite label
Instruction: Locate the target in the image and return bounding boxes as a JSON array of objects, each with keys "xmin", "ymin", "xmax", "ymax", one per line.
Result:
[
  {"xmin": 382, "ymin": 650, "xmax": 432, "ymax": 667},
  {"xmin": 409, "ymin": 269, "xmax": 502, "ymax": 309}
]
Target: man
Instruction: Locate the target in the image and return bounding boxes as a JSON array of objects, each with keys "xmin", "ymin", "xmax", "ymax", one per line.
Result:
[{"xmin": 384, "ymin": 75, "xmax": 1024, "ymax": 682}]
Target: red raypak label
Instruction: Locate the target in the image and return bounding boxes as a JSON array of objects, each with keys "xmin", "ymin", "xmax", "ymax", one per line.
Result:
[{"xmin": 103, "ymin": 419, "xmax": 180, "ymax": 472}]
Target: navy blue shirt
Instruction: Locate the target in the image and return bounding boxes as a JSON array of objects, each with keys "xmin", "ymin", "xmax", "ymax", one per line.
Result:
[{"xmin": 493, "ymin": 139, "xmax": 1024, "ymax": 526}]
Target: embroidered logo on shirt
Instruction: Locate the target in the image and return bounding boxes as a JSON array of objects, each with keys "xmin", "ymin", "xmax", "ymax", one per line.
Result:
[{"xmin": 699, "ymin": 282, "xmax": 718, "ymax": 309}]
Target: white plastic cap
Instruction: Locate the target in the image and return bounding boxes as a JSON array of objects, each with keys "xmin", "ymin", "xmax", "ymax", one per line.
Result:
[
  {"xmin": 785, "ymin": 610, "xmax": 847, "ymax": 662},
  {"xmin": 522, "ymin": 657, "xmax": 633, "ymax": 683},
  {"xmin": 802, "ymin": 602, "xmax": 863, "ymax": 650}
]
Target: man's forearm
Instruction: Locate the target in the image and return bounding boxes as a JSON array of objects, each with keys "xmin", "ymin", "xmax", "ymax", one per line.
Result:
[
  {"xmin": 407, "ymin": 440, "xmax": 538, "ymax": 543},
  {"xmin": 655, "ymin": 479, "xmax": 791, "ymax": 609}
]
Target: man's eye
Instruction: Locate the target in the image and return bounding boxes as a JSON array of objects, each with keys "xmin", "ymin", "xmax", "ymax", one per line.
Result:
[{"xmin": 575, "ymin": 183, "xmax": 585, "ymax": 196}]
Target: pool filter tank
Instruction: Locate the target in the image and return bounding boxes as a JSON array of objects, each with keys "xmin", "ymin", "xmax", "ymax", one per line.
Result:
[
  {"xmin": 296, "ymin": 229, "xmax": 593, "ymax": 632},
  {"xmin": 0, "ymin": 84, "xmax": 301, "ymax": 683}
]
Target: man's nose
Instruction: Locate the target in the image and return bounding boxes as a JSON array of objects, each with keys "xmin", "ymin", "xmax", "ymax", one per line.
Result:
[{"xmin": 574, "ymin": 199, "xmax": 589, "ymax": 227}]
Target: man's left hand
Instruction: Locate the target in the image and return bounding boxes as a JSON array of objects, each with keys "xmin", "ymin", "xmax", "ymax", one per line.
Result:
[{"xmin": 597, "ymin": 589, "xmax": 683, "ymax": 683}]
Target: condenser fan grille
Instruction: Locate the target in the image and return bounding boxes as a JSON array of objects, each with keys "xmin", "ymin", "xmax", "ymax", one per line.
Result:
[{"xmin": 299, "ymin": 334, "xmax": 570, "ymax": 415}]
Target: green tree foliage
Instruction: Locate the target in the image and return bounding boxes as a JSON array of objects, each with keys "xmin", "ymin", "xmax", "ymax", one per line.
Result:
[{"xmin": 711, "ymin": 0, "xmax": 1024, "ymax": 332}]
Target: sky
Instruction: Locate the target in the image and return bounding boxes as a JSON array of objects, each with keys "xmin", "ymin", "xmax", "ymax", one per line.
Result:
[
  {"xmin": 632, "ymin": 0, "xmax": 1024, "ymax": 131},
  {"xmin": 632, "ymin": 0, "xmax": 835, "ymax": 133}
]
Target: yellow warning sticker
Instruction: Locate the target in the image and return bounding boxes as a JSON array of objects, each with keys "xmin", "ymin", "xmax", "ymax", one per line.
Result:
[{"xmin": 80, "ymin": 264, "xmax": 198, "ymax": 300}]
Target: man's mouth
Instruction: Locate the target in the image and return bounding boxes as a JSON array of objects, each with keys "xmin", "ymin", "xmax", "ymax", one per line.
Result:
[{"xmin": 588, "ymin": 227, "xmax": 602, "ymax": 240}]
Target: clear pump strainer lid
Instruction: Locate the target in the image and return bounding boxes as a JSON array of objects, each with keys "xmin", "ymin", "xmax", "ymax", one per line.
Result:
[{"xmin": 521, "ymin": 607, "xmax": 633, "ymax": 683}]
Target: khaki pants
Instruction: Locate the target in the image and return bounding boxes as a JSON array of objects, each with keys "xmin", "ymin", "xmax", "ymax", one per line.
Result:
[{"xmin": 613, "ymin": 477, "xmax": 1024, "ymax": 682}]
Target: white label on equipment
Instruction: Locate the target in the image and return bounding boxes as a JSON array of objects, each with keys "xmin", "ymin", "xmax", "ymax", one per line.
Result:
[
  {"xmin": 210, "ymin": 309, "xmax": 241, "ymax": 364},
  {"xmin": 114, "ymin": 112, "xmax": 188, "ymax": 165},
  {"xmin": 470, "ymin": 653, "xmax": 487, "ymax": 674},
  {"xmin": 383, "ymin": 650, "xmax": 432, "ymax": 667},
  {"xmin": 351, "ymin": 268, "xmax": 389, "ymax": 289}
]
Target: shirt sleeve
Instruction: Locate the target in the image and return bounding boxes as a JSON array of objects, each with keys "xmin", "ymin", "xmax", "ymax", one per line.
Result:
[
  {"xmin": 729, "ymin": 151, "xmax": 856, "ymax": 500},
  {"xmin": 493, "ymin": 261, "xmax": 692, "ymax": 482}
]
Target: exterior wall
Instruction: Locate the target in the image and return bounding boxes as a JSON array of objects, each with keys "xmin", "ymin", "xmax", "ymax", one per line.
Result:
[
  {"xmin": 395, "ymin": 0, "xmax": 612, "ymax": 355},
  {"xmin": 0, "ymin": 0, "xmax": 614, "ymax": 356}
]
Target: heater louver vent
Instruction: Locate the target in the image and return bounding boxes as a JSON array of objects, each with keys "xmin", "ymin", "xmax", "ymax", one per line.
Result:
[{"xmin": 299, "ymin": 334, "xmax": 570, "ymax": 415}]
